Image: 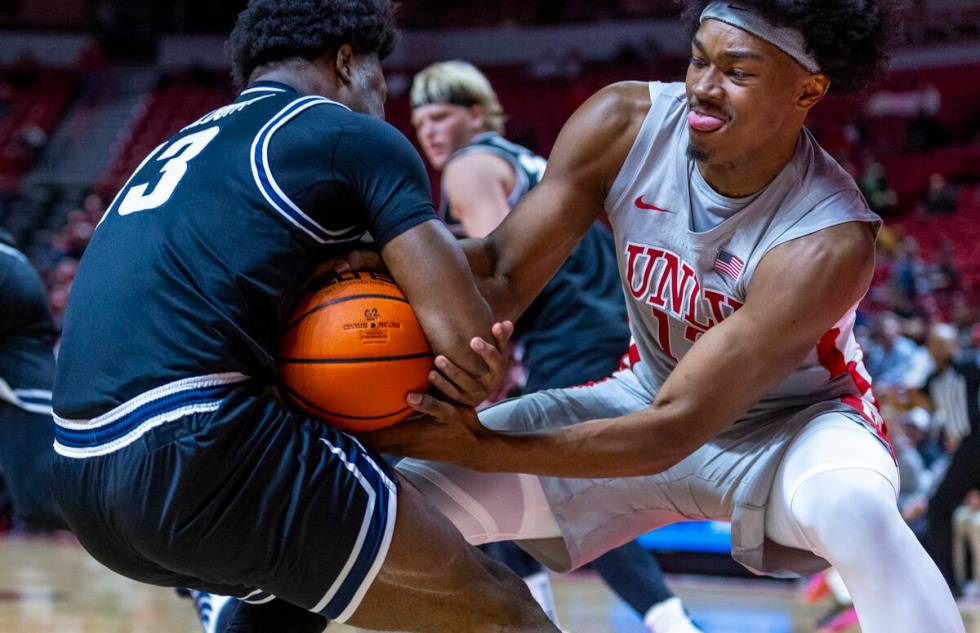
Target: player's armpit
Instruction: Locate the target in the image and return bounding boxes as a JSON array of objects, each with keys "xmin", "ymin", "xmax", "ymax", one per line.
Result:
[
  {"xmin": 443, "ymin": 153, "xmax": 515, "ymax": 238},
  {"xmin": 460, "ymin": 82, "xmax": 651, "ymax": 322}
]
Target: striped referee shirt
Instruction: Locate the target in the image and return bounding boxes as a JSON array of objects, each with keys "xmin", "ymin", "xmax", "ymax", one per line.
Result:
[{"xmin": 925, "ymin": 354, "xmax": 980, "ymax": 443}]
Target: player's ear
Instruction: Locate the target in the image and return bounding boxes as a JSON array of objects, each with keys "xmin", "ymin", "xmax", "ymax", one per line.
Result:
[
  {"xmin": 335, "ymin": 44, "xmax": 355, "ymax": 86},
  {"xmin": 467, "ymin": 105, "xmax": 488, "ymax": 133},
  {"xmin": 797, "ymin": 73, "xmax": 829, "ymax": 111}
]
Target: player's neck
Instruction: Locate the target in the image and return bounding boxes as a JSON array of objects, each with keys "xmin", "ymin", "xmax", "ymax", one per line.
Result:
[
  {"xmin": 250, "ymin": 66, "xmax": 341, "ymax": 103},
  {"xmin": 697, "ymin": 132, "xmax": 799, "ymax": 199}
]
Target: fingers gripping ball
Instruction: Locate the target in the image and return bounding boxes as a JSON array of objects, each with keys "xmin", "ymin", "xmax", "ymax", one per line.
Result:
[{"xmin": 278, "ymin": 272, "xmax": 433, "ymax": 432}]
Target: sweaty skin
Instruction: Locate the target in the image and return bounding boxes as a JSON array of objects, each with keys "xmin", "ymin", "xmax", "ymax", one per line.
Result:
[{"xmin": 361, "ymin": 21, "xmax": 876, "ymax": 480}]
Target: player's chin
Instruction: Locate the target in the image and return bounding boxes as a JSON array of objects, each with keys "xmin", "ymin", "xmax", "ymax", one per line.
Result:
[{"xmin": 427, "ymin": 151, "xmax": 448, "ymax": 170}]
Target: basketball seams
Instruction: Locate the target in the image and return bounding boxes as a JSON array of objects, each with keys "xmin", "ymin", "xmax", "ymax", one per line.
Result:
[
  {"xmin": 278, "ymin": 351, "xmax": 432, "ymax": 364},
  {"xmin": 284, "ymin": 293, "xmax": 409, "ymax": 332},
  {"xmin": 281, "ymin": 384, "xmax": 412, "ymax": 421}
]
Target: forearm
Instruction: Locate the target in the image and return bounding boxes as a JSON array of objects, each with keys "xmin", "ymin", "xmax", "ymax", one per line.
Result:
[
  {"xmin": 471, "ymin": 405, "xmax": 702, "ymax": 478},
  {"xmin": 458, "ymin": 236, "xmax": 525, "ymax": 322}
]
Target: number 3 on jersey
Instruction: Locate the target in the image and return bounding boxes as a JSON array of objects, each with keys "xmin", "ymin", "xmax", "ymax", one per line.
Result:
[{"xmin": 118, "ymin": 126, "xmax": 221, "ymax": 216}]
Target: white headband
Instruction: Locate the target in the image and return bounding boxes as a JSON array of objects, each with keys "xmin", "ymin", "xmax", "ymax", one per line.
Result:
[{"xmin": 700, "ymin": 1, "xmax": 821, "ymax": 73}]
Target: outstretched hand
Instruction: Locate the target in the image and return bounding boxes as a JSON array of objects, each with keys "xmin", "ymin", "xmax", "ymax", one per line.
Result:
[
  {"xmin": 358, "ymin": 394, "xmax": 491, "ymax": 466},
  {"xmin": 358, "ymin": 321, "xmax": 514, "ymax": 465},
  {"xmin": 428, "ymin": 321, "xmax": 514, "ymax": 406}
]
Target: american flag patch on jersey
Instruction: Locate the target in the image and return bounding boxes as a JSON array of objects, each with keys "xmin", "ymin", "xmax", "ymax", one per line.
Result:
[{"xmin": 713, "ymin": 250, "xmax": 744, "ymax": 281}]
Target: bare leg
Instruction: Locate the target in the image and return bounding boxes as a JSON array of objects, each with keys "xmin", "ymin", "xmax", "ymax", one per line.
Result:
[{"xmin": 347, "ymin": 474, "xmax": 560, "ymax": 633}]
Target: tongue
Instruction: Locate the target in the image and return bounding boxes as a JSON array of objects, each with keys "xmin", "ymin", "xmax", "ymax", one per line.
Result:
[{"xmin": 688, "ymin": 111, "xmax": 725, "ymax": 132}]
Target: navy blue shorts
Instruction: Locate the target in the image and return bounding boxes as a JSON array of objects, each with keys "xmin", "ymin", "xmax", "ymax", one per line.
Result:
[{"xmin": 52, "ymin": 376, "xmax": 397, "ymax": 622}]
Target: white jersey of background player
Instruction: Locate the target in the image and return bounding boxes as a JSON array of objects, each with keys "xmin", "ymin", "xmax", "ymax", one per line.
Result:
[{"xmin": 347, "ymin": 2, "xmax": 965, "ymax": 632}]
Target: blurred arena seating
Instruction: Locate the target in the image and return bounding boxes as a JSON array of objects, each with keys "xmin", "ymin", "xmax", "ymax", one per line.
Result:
[{"xmin": 0, "ymin": 66, "xmax": 77, "ymax": 194}]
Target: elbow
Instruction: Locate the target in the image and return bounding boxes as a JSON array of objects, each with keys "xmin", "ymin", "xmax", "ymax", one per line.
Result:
[{"xmin": 636, "ymin": 400, "xmax": 702, "ymax": 475}]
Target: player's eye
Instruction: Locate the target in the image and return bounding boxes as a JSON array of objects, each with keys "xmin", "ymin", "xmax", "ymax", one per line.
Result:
[{"xmin": 690, "ymin": 56, "xmax": 707, "ymax": 69}]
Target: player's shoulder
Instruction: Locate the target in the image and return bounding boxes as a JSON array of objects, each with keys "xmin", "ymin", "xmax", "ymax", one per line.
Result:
[
  {"xmin": 771, "ymin": 220, "xmax": 876, "ymax": 280},
  {"xmin": 584, "ymin": 81, "xmax": 653, "ymax": 131},
  {"xmin": 445, "ymin": 150, "xmax": 515, "ymax": 191}
]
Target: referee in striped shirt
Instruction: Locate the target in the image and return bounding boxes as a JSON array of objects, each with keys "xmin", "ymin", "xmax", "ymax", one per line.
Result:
[{"xmin": 923, "ymin": 323, "xmax": 980, "ymax": 596}]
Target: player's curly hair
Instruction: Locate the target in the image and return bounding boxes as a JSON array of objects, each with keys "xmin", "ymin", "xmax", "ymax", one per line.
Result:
[
  {"xmin": 679, "ymin": 0, "xmax": 905, "ymax": 94},
  {"xmin": 227, "ymin": 0, "xmax": 398, "ymax": 89}
]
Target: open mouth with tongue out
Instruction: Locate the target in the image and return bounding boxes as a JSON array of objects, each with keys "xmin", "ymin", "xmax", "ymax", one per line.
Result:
[{"xmin": 688, "ymin": 110, "xmax": 728, "ymax": 133}]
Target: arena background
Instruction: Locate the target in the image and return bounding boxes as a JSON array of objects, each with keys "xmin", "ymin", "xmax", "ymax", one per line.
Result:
[{"xmin": 0, "ymin": 1, "xmax": 979, "ymax": 631}]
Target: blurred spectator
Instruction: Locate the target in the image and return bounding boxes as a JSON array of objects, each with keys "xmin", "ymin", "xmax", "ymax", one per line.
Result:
[
  {"xmin": 906, "ymin": 106, "xmax": 947, "ymax": 152},
  {"xmin": 895, "ymin": 407, "xmax": 936, "ymax": 509},
  {"xmin": 527, "ymin": 48, "xmax": 563, "ymax": 81},
  {"xmin": 922, "ymin": 172, "xmax": 958, "ymax": 215},
  {"xmin": 891, "ymin": 237, "xmax": 932, "ymax": 303},
  {"xmin": 14, "ymin": 123, "xmax": 48, "ymax": 164},
  {"xmin": 83, "ymin": 193, "xmax": 106, "ymax": 225},
  {"xmin": 930, "ymin": 240, "xmax": 960, "ymax": 295},
  {"xmin": 865, "ymin": 312, "xmax": 933, "ymax": 390},
  {"xmin": 858, "ymin": 157, "xmax": 898, "ymax": 215},
  {"xmin": 0, "ymin": 82, "xmax": 13, "ymax": 118}
]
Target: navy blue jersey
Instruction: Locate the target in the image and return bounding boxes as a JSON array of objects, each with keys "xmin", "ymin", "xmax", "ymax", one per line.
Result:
[
  {"xmin": 443, "ymin": 135, "xmax": 629, "ymax": 392},
  {"xmin": 54, "ymin": 82, "xmax": 435, "ymax": 418},
  {"xmin": 0, "ymin": 230, "xmax": 56, "ymax": 414}
]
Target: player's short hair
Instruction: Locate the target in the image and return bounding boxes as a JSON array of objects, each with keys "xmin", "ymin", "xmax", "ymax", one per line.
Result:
[
  {"xmin": 679, "ymin": 0, "xmax": 904, "ymax": 94},
  {"xmin": 227, "ymin": 0, "xmax": 399, "ymax": 89},
  {"xmin": 410, "ymin": 61, "xmax": 507, "ymax": 135}
]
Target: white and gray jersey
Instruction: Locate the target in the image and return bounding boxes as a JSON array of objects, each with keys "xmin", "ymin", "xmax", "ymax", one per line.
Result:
[{"xmin": 609, "ymin": 82, "xmax": 884, "ymax": 433}]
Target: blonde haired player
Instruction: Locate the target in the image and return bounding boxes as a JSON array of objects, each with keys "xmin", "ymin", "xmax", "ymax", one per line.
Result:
[
  {"xmin": 352, "ymin": 2, "xmax": 967, "ymax": 632},
  {"xmin": 410, "ymin": 60, "xmax": 702, "ymax": 633}
]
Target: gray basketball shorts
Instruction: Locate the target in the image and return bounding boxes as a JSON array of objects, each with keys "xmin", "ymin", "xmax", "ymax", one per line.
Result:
[{"xmin": 401, "ymin": 367, "xmax": 887, "ymax": 578}]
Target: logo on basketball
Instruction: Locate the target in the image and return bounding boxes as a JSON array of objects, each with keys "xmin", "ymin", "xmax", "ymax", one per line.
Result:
[{"xmin": 277, "ymin": 271, "xmax": 434, "ymax": 432}]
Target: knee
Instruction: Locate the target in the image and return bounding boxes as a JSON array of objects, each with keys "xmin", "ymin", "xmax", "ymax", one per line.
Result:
[{"xmin": 791, "ymin": 469, "xmax": 901, "ymax": 553}]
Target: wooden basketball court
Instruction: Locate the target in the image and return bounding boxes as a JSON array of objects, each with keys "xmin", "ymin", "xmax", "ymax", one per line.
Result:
[{"xmin": 2, "ymin": 535, "xmax": 977, "ymax": 632}]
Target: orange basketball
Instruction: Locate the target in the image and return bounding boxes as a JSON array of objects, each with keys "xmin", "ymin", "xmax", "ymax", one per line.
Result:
[{"xmin": 278, "ymin": 271, "xmax": 433, "ymax": 432}]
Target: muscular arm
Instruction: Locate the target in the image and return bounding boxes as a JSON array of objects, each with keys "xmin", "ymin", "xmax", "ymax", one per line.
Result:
[
  {"xmin": 460, "ymin": 82, "xmax": 650, "ymax": 321},
  {"xmin": 443, "ymin": 153, "xmax": 515, "ymax": 238},
  {"xmin": 377, "ymin": 221, "xmax": 878, "ymax": 475},
  {"xmin": 471, "ymin": 222, "xmax": 877, "ymax": 476},
  {"xmin": 381, "ymin": 220, "xmax": 494, "ymax": 375}
]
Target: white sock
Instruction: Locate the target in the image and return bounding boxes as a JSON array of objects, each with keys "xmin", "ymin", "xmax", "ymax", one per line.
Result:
[
  {"xmin": 825, "ymin": 569, "xmax": 852, "ymax": 606},
  {"xmin": 523, "ymin": 570, "xmax": 561, "ymax": 626},
  {"xmin": 643, "ymin": 597, "xmax": 701, "ymax": 633}
]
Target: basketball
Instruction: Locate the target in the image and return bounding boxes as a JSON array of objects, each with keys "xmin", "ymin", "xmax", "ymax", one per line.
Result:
[{"xmin": 277, "ymin": 271, "xmax": 433, "ymax": 432}]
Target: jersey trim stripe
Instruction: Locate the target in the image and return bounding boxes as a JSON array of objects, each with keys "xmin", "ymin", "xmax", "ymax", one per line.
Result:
[
  {"xmin": 12, "ymin": 389, "xmax": 52, "ymax": 415},
  {"xmin": 0, "ymin": 242, "xmax": 27, "ymax": 263},
  {"xmin": 0, "ymin": 379, "xmax": 52, "ymax": 415},
  {"xmin": 250, "ymin": 96, "xmax": 362, "ymax": 244},
  {"xmin": 240, "ymin": 86, "xmax": 287, "ymax": 96},
  {"xmin": 53, "ymin": 372, "xmax": 249, "ymax": 458},
  {"xmin": 312, "ymin": 435, "xmax": 397, "ymax": 621}
]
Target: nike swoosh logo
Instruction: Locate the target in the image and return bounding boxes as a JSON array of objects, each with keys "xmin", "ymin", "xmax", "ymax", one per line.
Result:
[{"xmin": 634, "ymin": 196, "xmax": 672, "ymax": 213}]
